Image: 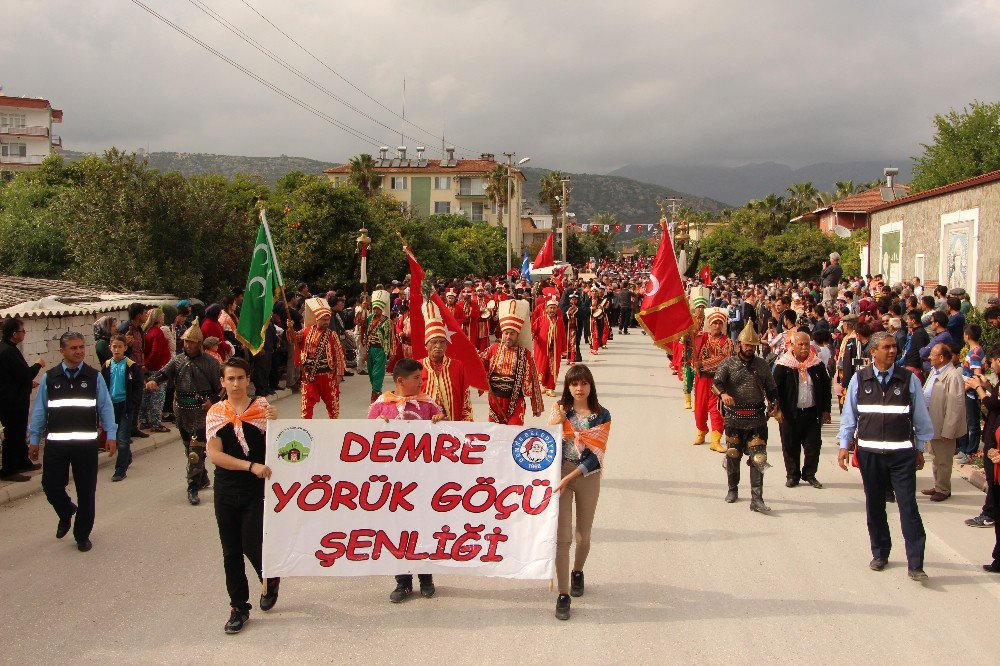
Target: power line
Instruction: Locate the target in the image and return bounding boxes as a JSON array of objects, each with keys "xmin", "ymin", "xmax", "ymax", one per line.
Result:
[
  {"xmin": 186, "ymin": 0, "xmax": 434, "ymax": 154},
  {"xmin": 238, "ymin": 0, "xmax": 483, "ymax": 156},
  {"xmin": 127, "ymin": 0, "xmax": 386, "ymax": 148}
]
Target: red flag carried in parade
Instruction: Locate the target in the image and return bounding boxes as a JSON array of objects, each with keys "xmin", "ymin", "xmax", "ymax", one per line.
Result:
[
  {"xmin": 428, "ymin": 292, "xmax": 490, "ymax": 391},
  {"xmin": 699, "ymin": 264, "xmax": 712, "ymax": 284},
  {"xmin": 404, "ymin": 245, "xmax": 427, "ymax": 360},
  {"xmin": 635, "ymin": 229, "xmax": 694, "ymax": 350},
  {"xmin": 533, "ymin": 232, "xmax": 555, "ymax": 270}
]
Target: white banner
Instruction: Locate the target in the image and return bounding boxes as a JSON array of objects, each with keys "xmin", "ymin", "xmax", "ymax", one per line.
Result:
[{"xmin": 263, "ymin": 419, "xmax": 562, "ymax": 579}]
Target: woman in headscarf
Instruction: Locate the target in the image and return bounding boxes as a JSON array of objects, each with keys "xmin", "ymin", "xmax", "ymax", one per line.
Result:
[
  {"xmin": 93, "ymin": 316, "xmax": 118, "ymax": 366},
  {"xmin": 201, "ymin": 304, "xmax": 233, "ymax": 360},
  {"xmin": 140, "ymin": 308, "xmax": 172, "ymax": 433}
]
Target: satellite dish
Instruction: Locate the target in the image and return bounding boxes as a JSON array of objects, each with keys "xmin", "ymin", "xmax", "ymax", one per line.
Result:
[{"xmin": 832, "ymin": 224, "xmax": 851, "ymax": 239}]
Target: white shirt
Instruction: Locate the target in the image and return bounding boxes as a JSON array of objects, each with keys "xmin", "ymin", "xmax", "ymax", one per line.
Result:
[{"xmin": 923, "ymin": 365, "xmax": 944, "ymax": 399}]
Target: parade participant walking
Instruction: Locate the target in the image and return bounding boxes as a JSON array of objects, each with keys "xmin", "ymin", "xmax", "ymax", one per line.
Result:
[
  {"xmin": 484, "ymin": 301, "xmax": 543, "ymax": 425},
  {"xmin": 0, "ymin": 318, "xmax": 45, "ymax": 481},
  {"xmin": 773, "ymin": 331, "xmax": 831, "ymax": 488},
  {"xmin": 287, "ymin": 298, "xmax": 346, "ymax": 419},
  {"xmin": 679, "ymin": 287, "xmax": 709, "ymax": 411},
  {"xmin": 473, "ymin": 284, "xmax": 492, "ymax": 353},
  {"xmin": 368, "ymin": 358, "xmax": 445, "ymax": 602},
  {"xmin": 29, "ymin": 332, "xmax": 116, "ymax": 552},
  {"xmin": 714, "ymin": 322, "xmax": 779, "ymax": 512},
  {"xmin": 205, "ymin": 357, "xmax": 280, "ymax": 634},
  {"xmin": 101, "ymin": 335, "xmax": 142, "ymax": 482},
  {"xmin": 692, "ymin": 307, "xmax": 732, "ymax": 451},
  {"xmin": 366, "ymin": 290, "xmax": 395, "ymax": 402},
  {"xmin": 837, "ymin": 331, "xmax": 935, "ymax": 581},
  {"xmin": 144, "ymin": 320, "xmax": 222, "ymax": 506},
  {"xmin": 545, "ymin": 363, "xmax": 610, "ymax": 621},
  {"xmin": 418, "ymin": 311, "xmax": 474, "ymax": 421},
  {"xmin": 564, "ymin": 292, "xmax": 585, "ymax": 365},
  {"xmin": 531, "ymin": 297, "xmax": 567, "ymax": 397},
  {"xmin": 589, "ymin": 287, "xmax": 610, "ymax": 354},
  {"xmin": 921, "ymin": 343, "xmax": 967, "ymax": 502}
]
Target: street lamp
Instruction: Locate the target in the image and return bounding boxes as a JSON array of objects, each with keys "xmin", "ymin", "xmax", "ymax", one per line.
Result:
[
  {"xmin": 504, "ymin": 153, "xmax": 531, "ymax": 274},
  {"xmin": 559, "ymin": 176, "xmax": 571, "ymax": 263}
]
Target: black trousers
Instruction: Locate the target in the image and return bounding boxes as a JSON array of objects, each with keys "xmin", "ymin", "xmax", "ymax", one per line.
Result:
[
  {"xmin": 991, "ymin": 477, "xmax": 1000, "ymax": 566},
  {"xmin": 214, "ymin": 489, "xmax": 278, "ymax": 613},
  {"xmin": 856, "ymin": 448, "xmax": 925, "ymax": 569},
  {"xmin": 41, "ymin": 442, "xmax": 99, "ymax": 543},
  {"xmin": 983, "ymin": 455, "xmax": 996, "ymax": 521},
  {"xmin": 778, "ymin": 407, "xmax": 822, "ymax": 481},
  {"xmin": 0, "ymin": 403, "xmax": 31, "ymax": 476},
  {"xmin": 252, "ymin": 351, "xmax": 271, "ymax": 395},
  {"xmin": 395, "ymin": 573, "xmax": 433, "ymax": 586}
]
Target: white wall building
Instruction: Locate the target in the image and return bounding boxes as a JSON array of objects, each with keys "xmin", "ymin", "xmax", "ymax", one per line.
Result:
[{"xmin": 0, "ymin": 88, "xmax": 63, "ymax": 173}]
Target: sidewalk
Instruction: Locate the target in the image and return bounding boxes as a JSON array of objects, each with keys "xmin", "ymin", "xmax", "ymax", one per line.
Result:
[{"xmin": 0, "ymin": 388, "xmax": 293, "ymax": 507}]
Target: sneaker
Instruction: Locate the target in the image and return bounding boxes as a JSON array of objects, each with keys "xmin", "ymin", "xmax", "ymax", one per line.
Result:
[
  {"xmin": 260, "ymin": 580, "xmax": 279, "ymax": 611},
  {"xmin": 908, "ymin": 568, "xmax": 929, "ymax": 582},
  {"xmin": 419, "ymin": 580, "xmax": 436, "ymax": 598},
  {"xmin": 955, "ymin": 452, "xmax": 970, "ymax": 465},
  {"xmin": 570, "ymin": 570, "xmax": 585, "ymax": 597},
  {"xmin": 965, "ymin": 514, "xmax": 995, "ymax": 528},
  {"xmin": 224, "ymin": 608, "xmax": 249, "ymax": 634},
  {"xmin": 111, "ymin": 472, "xmax": 126, "ymax": 482},
  {"xmin": 389, "ymin": 582, "xmax": 412, "ymax": 603},
  {"xmin": 555, "ymin": 593, "xmax": 571, "ymax": 620}
]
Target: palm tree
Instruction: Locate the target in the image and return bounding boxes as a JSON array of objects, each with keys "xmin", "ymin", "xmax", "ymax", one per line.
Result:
[
  {"xmin": 538, "ymin": 170, "xmax": 566, "ymax": 222},
  {"xmin": 348, "ymin": 154, "xmax": 381, "ymax": 199},
  {"xmin": 833, "ymin": 180, "xmax": 857, "ymax": 200},
  {"xmin": 785, "ymin": 182, "xmax": 819, "ymax": 217},
  {"xmin": 484, "ymin": 164, "xmax": 509, "ymax": 223}
]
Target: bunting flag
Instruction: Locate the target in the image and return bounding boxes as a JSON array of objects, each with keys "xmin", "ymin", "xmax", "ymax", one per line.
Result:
[
  {"xmin": 404, "ymin": 245, "xmax": 427, "ymax": 360},
  {"xmin": 625, "ymin": 224, "xmax": 631, "ymax": 232},
  {"xmin": 635, "ymin": 226, "xmax": 694, "ymax": 350},
  {"xmin": 603, "ymin": 225, "xmax": 609, "ymax": 232},
  {"xmin": 699, "ymin": 265, "xmax": 712, "ymax": 284},
  {"xmin": 235, "ymin": 210, "xmax": 284, "ymax": 355},
  {"xmin": 429, "ymin": 292, "xmax": 490, "ymax": 391},
  {"xmin": 533, "ymin": 232, "xmax": 555, "ymax": 270},
  {"xmin": 614, "ymin": 224, "xmax": 621, "ymax": 233}
]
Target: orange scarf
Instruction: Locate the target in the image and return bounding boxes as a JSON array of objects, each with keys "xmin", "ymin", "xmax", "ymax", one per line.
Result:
[
  {"xmin": 380, "ymin": 391, "xmax": 434, "ymax": 407},
  {"xmin": 775, "ymin": 347, "xmax": 821, "ymax": 382},
  {"xmin": 206, "ymin": 397, "xmax": 269, "ymax": 455},
  {"xmin": 562, "ymin": 419, "xmax": 611, "ymax": 468}
]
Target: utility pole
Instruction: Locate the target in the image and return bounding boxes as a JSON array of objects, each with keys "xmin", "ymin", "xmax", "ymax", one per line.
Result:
[
  {"xmin": 560, "ymin": 176, "xmax": 571, "ymax": 263},
  {"xmin": 665, "ymin": 196, "xmax": 682, "ymax": 246},
  {"xmin": 504, "ymin": 152, "xmax": 514, "ymax": 273}
]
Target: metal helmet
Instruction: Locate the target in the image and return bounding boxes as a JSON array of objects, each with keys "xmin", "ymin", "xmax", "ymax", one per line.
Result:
[{"xmin": 737, "ymin": 320, "xmax": 760, "ymax": 346}]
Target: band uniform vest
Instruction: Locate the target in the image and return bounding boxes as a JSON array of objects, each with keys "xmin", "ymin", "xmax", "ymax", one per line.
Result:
[
  {"xmin": 854, "ymin": 365, "xmax": 914, "ymax": 452},
  {"xmin": 45, "ymin": 363, "xmax": 101, "ymax": 443}
]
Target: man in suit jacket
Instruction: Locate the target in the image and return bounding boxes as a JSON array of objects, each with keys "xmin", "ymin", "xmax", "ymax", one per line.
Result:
[{"xmin": 922, "ymin": 343, "xmax": 968, "ymax": 501}]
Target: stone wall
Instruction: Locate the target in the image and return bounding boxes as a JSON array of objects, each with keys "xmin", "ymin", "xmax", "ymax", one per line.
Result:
[
  {"xmin": 870, "ymin": 180, "xmax": 1000, "ymax": 305},
  {"xmin": 12, "ymin": 307, "xmax": 131, "ymax": 370}
]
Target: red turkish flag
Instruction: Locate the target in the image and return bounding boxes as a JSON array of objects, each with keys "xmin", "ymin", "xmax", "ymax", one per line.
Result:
[
  {"xmin": 533, "ymin": 232, "xmax": 555, "ymax": 270},
  {"xmin": 699, "ymin": 265, "xmax": 712, "ymax": 284},
  {"xmin": 635, "ymin": 229, "xmax": 694, "ymax": 350},
  {"xmin": 614, "ymin": 224, "xmax": 621, "ymax": 233},
  {"xmin": 429, "ymin": 292, "xmax": 489, "ymax": 391},
  {"xmin": 405, "ymin": 246, "xmax": 427, "ymax": 360}
]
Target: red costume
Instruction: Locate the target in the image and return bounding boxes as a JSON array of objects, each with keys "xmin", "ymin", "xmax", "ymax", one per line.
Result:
[
  {"xmin": 293, "ymin": 324, "xmax": 346, "ymax": 419},
  {"xmin": 692, "ymin": 331, "xmax": 732, "ymax": 433},
  {"xmin": 420, "ymin": 357, "xmax": 474, "ymax": 422},
  {"xmin": 531, "ymin": 307, "xmax": 566, "ymax": 391},
  {"xmin": 483, "ymin": 343, "xmax": 543, "ymax": 425}
]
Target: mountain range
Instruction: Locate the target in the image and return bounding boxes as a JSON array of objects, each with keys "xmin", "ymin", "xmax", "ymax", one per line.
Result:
[{"xmin": 610, "ymin": 160, "xmax": 915, "ymax": 206}]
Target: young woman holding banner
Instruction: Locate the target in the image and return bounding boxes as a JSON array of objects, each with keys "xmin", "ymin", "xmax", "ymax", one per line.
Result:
[{"xmin": 549, "ymin": 364, "xmax": 611, "ymax": 620}]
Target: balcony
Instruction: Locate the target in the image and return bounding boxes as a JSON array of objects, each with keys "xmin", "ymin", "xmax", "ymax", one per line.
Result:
[
  {"xmin": 0, "ymin": 125, "xmax": 48, "ymax": 137},
  {"xmin": 51, "ymin": 135, "xmax": 62, "ymax": 148},
  {"xmin": 0, "ymin": 155, "xmax": 47, "ymax": 165}
]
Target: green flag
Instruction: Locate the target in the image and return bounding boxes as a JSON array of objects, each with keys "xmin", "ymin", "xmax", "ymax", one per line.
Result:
[{"xmin": 235, "ymin": 215, "xmax": 283, "ymax": 355}]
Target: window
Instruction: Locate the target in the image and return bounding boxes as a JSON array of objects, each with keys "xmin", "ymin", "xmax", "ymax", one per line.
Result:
[
  {"xmin": 434, "ymin": 201, "xmax": 451, "ymax": 215},
  {"xmin": 1, "ymin": 143, "xmax": 27, "ymax": 157},
  {"xmin": 462, "ymin": 202, "xmax": 485, "ymax": 221},
  {"xmin": 0, "ymin": 114, "xmax": 26, "ymax": 128},
  {"xmin": 390, "ymin": 176, "xmax": 407, "ymax": 190},
  {"xmin": 458, "ymin": 177, "xmax": 484, "ymax": 196},
  {"xmin": 434, "ymin": 176, "xmax": 451, "ymax": 190}
]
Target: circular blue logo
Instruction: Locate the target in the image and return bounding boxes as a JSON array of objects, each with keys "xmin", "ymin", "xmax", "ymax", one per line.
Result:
[{"xmin": 511, "ymin": 428, "xmax": 558, "ymax": 472}]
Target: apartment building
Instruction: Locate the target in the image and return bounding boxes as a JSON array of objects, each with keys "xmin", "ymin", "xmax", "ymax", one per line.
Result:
[
  {"xmin": 325, "ymin": 147, "xmax": 527, "ymax": 253},
  {"xmin": 0, "ymin": 89, "xmax": 63, "ymax": 173}
]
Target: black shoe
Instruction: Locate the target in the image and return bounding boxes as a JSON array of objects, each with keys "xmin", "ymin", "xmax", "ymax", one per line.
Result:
[
  {"xmin": 200, "ymin": 478, "xmax": 211, "ymax": 490},
  {"xmin": 983, "ymin": 563, "xmax": 1000, "ymax": 573},
  {"xmin": 419, "ymin": 581, "xmax": 436, "ymax": 598},
  {"xmin": 908, "ymin": 568, "xmax": 928, "ymax": 582},
  {"xmin": 56, "ymin": 504, "xmax": 77, "ymax": 539},
  {"xmin": 965, "ymin": 514, "xmax": 995, "ymax": 528},
  {"xmin": 803, "ymin": 477, "xmax": 823, "ymax": 489},
  {"xmin": 869, "ymin": 557, "xmax": 888, "ymax": 572},
  {"xmin": 750, "ymin": 498, "xmax": 771, "ymax": 513},
  {"xmin": 77, "ymin": 540, "xmax": 92, "ymax": 552},
  {"xmin": 344, "ymin": 371, "xmax": 355, "ymax": 377},
  {"xmin": 725, "ymin": 488, "xmax": 738, "ymax": 503},
  {"xmin": 224, "ymin": 608, "xmax": 249, "ymax": 634},
  {"xmin": 1, "ymin": 473, "xmax": 31, "ymax": 482},
  {"xmin": 132, "ymin": 429, "xmax": 150, "ymax": 439},
  {"xmin": 555, "ymin": 593, "xmax": 571, "ymax": 620},
  {"xmin": 112, "ymin": 472, "xmax": 126, "ymax": 482},
  {"xmin": 187, "ymin": 489, "xmax": 200, "ymax": 506},
  {"xmin": 785, "ymin": 478, "xmax": 799, "ymax": 488},
  {"xmin": 260, "ymin": 581, "xmax": 279, "ymax": 611},
  {"xmin": 389, "ymin": 582, "xmax": 412, "ymax": 603},
  {"xmin": 570, "ymin": 570, "xmax": 585, "ymax": 597},
  {"xmin": 19, "ymin": 463, "xmax": 42, "ymax": 472}
]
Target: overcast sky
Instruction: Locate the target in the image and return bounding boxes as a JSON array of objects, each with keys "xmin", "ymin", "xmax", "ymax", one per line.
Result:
[{"xmin": 4, "ymin": 0, "xmax": 999, "ymax": 172}]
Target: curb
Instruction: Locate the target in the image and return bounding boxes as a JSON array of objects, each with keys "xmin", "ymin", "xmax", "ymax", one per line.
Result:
[
  {"xmin": 957, "ymin": 463, "xmax": 988, "ymax": 493},
  {"xmin": 0, "ymin": 389, "xmax": 293, "ymax": 508}
]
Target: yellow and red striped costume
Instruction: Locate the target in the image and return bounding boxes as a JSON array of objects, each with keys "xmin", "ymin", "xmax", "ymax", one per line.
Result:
[{"xmin": 419, "ymin": 357, "xmax": 474, "ymax": 422}]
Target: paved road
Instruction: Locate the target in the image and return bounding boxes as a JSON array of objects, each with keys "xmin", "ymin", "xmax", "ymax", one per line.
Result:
[{"xmin": 1, "ymin": 334, "xmax": 997, "ymax": 663}]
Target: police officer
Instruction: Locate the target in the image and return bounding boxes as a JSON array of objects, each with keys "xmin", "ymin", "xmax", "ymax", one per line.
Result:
[
  {"xmin": 28, "ymin": 332, "xmax": 117, "ymax": 552},
  {"xmin": 837, "ymin": 331, "xmax": 935, "ymax": 581}
]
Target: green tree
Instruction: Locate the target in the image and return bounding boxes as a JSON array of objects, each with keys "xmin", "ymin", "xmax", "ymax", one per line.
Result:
[
  {"xmin": 833, "ymin": 180, "xmax": 857, "ymax": 200},
  {"xmin": 760, "ymin": 224, "xmax": 835, "ymax": 279},
  {"xmin": 785, "ymin": 182, "xmax": 820, "ymax": 217},
  {"xmin": 911, "ymin": 100, "xmax": 1000, "ymax": 192},
  {"xmin": 348, "ymin": 153, "xmax": 382, "ymax": 198},
  {"xmin": 698, "ymin": 222, "xmax": 761, "ymax": 277},
  {"xmin": 538, "ymin": 170, "xmax": 566, "ymax": 221},
  {"xmin": 484, "ymin": 164, "xmax": 510, "ymax": 227}
]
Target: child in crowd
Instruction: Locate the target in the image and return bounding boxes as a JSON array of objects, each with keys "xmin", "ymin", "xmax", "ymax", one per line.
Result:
[
  {"xmin": 204, "ymin": 337, "xmax": 224, "ymax": 365},
  {"xmin": 367, "ymin": 358, "xmax": 444, "ymax": 603},
  {"xmin": 100, "ymin": 334, "xmax": 143, "ymax": 481},
  {"xmin": 549, "ymin": 364, "xmax": 611, "ymax": 621}
]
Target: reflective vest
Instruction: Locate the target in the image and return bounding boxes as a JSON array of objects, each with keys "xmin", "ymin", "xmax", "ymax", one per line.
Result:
[
  {"xmin": 854, "ymin": 364, "xmax": 914, "ymax": 452},
  {"xmin": 44, "ymin": 364, "xmax": 100, "ymax": 443}
]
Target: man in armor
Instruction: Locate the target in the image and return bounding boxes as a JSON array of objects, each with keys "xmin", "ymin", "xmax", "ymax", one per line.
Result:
[
  {"xmin": 145, "ymin": 319, "xmax": 222, "ymax": 506},
  {"xmin": 713, "ymin": 321, "xmax": 780, "ymax": 513}
]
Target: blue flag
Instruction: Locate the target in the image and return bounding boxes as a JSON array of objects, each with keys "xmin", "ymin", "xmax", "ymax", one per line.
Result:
[{"xmin": 520, "ymin": 250, "xmax": 531, "ymax": 280}]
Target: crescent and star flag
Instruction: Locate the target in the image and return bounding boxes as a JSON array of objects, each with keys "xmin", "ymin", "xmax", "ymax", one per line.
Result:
[
  {"xmin": 699, "ymin": 265, "xmax": 712, "ymax": 284},
  {"xmin": 429, "ymin": 292, "xmax": 490, "ymax": 391},
  {"xmin": 634, "ymin": 226, "xmax": 694, "ymax": 350},
  {"xmin": 404, "ymin": 245, "xmax": 427, "ymax": 360},
  {"xmin": 235, "ymin": 209, "xmax": 284, "ymax": 355},
  {"xmin": 533, "ymin": 232, "xmax": 555, "ymax": 270}
]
